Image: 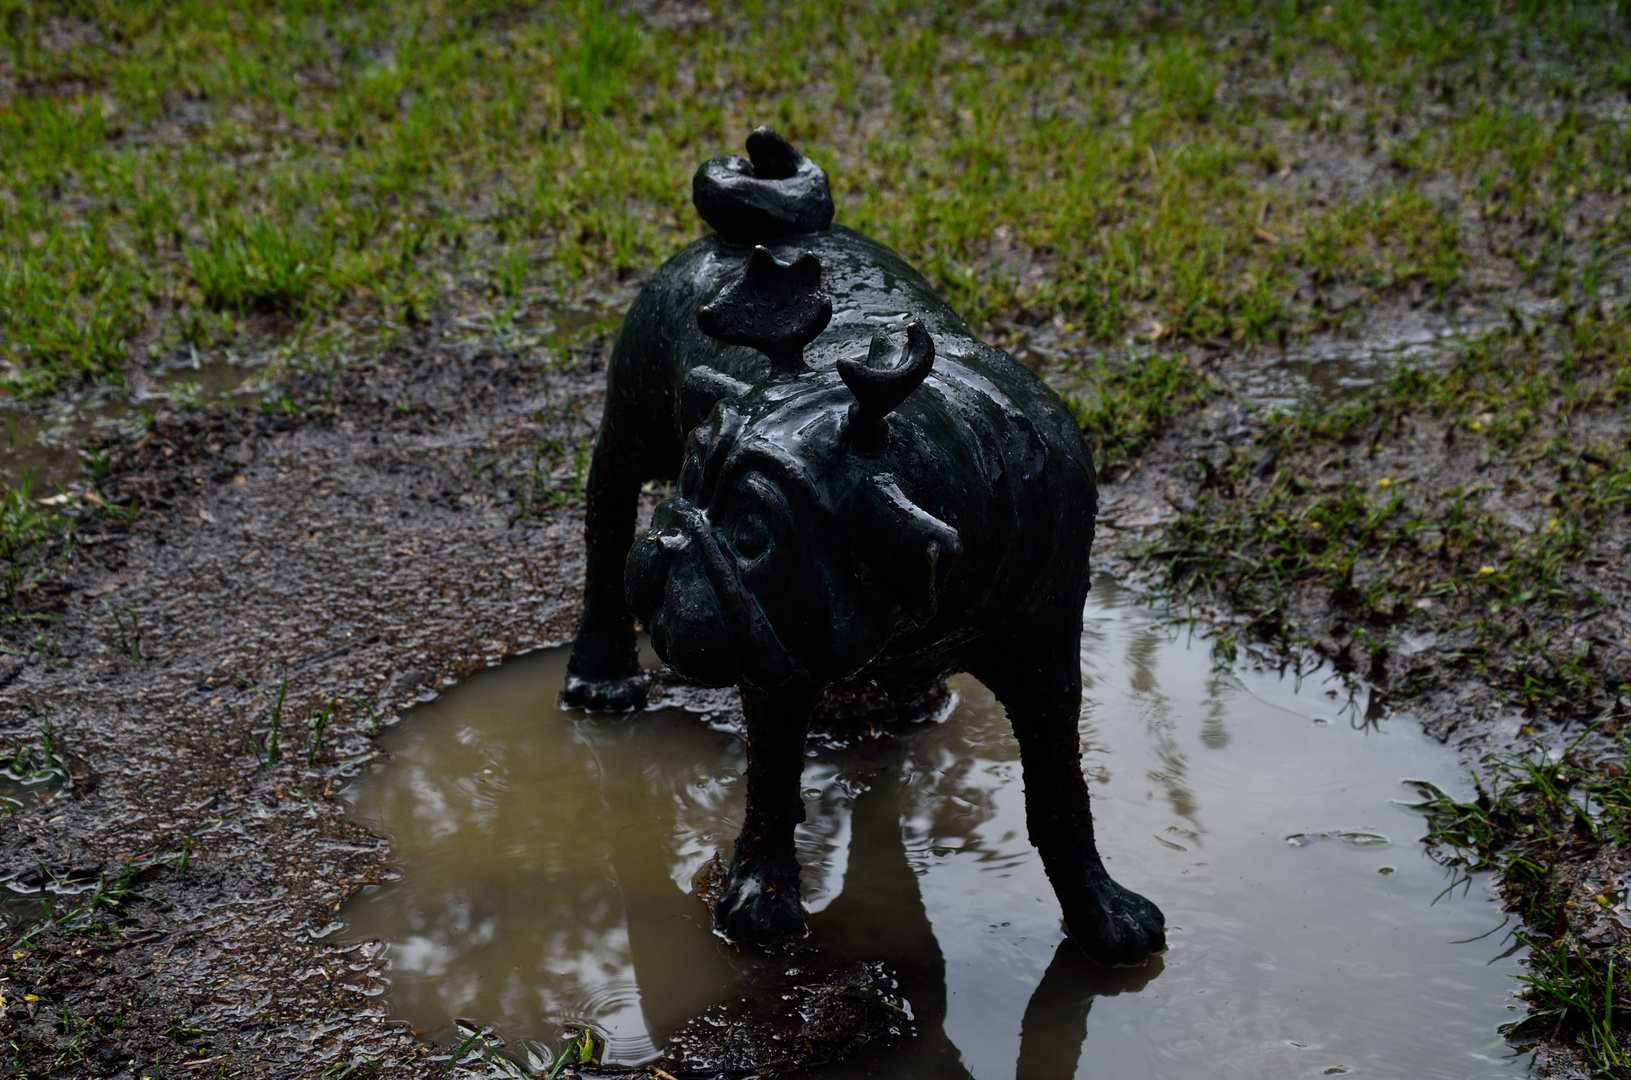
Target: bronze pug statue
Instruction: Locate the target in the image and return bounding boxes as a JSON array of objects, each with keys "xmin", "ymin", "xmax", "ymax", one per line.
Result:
[{"xmin": 563, "ymin": 128, "xmax": 1165, "ymax": 967}]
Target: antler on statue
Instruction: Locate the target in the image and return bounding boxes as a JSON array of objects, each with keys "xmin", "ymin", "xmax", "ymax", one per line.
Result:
[
  {"xmin": 696, "ymin": 246, "xmax": 832, "ymax": 376},
  {"xmin": 838, "ymin": 320, "xmax": 935, "ymax": 431}
]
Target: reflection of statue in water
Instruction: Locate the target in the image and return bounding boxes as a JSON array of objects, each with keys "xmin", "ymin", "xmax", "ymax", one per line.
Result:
[
  {"xmin": 598, "ymin": 706, "xmax": 1160, "ymax": 1078},
  {"xmin": 578, "ymin": 715, "xmax": 743, "ymax": 1044},
  {"xmin": 1015, "ymin": 939, "xmax": 1162, "ymax": 1080}
]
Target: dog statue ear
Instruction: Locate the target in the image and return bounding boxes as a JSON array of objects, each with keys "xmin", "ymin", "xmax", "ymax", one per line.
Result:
[
  {"xmin": 839, "ymin": 320, "xmax": 934, "ymax": 433},
  {"xmin": 857, "ymin": 473, "xmax": 961, "ymax": 627},
  {"xmin": 680, "ymin": 366, "xmax": 752, "ymax": 433}
]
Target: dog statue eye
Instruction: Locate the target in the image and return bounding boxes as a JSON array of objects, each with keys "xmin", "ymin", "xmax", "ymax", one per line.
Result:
[{"xmin": 730, "ymin": 513, "xmax": 772, "ymax": 561}]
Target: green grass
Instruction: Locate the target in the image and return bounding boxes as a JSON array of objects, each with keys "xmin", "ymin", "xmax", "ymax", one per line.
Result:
[
  {"xmin": 4, "ymin": 0, "xmax": 1625, "ymax": 632},
  {"xmin": 1415, "ymin": 730, "xmax": 1631, "ymax": 1075},
  {"xmin": 189, "ymin": 218, "xmax": 333, "ymax": 315},
  {"xmin": 1147, "ymin": 302, "xmax": 1631, "ymax": 719},
  {"xmin": 249, "ymin": 675, "xmax": 288, "ymax": 768},
  {"xmin": 1068, "ymin": 351, "xmax": 1214, "ymax": 477},
  {"xmin": 0, "ymin": 479, "xmax": 59, "ymax": 605},
  {"xmin": 1, "ymin": 0, "xmax": 1628, "ymax": 397}
]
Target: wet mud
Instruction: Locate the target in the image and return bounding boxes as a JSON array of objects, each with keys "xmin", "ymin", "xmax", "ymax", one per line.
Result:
[
  {"xmin": 0, "ymin": 356, "xmax": 272, "ymax": 493},
  {"xmin": 0, "ymin": 309, "xmax": 1590, "ymax": 1078},
  {"xmin": 0, "ymin": 331, "xmax": 614, "ymax": 1076}
]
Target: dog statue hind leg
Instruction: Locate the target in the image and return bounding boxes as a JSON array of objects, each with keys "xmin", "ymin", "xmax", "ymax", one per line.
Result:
[{"xmin": 969, "ymin": 616, "xmax": 1167, "ymax": 968}]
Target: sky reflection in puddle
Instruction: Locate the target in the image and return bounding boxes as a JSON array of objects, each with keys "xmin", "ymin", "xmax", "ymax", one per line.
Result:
[{"xmin": 338, "ymin": 578, "xmax": 1531, "ymax": 1079}]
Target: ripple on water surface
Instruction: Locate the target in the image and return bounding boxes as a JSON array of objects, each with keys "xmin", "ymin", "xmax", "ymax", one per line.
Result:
[{"xmin": 338, "ymin": 578, "xmax": 1532, "ymax": 1079}]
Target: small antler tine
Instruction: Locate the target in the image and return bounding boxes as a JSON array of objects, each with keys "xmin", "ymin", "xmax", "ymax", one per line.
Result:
[
  {"xmin": 790, "ymin": 250, "xmax": 821, "ymax": 287},
  {"xmin": 745, "ymin": 127, "xmax": 801, "ymax": 180},
  {"xmin": 904, "ymin": 320, "xmax": 933, "ymax": 364},
  {"xmin": 839, "ymin": 319, "xmax": 936, "ymax": 432}
]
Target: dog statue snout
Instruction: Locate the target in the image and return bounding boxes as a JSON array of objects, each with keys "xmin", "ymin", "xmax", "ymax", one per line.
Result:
[
  {"xmin": 625, "ymin": 501, "xmax": 748, "ymax": 688},
  {"xmin": 624, "ymin": 527, "xmax": 673, "ymax": 634}
]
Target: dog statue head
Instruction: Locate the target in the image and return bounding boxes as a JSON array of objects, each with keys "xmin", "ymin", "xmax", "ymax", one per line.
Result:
[{"xmin": 625, "ymin": 248, "xmax": 962, "ymax": 691}]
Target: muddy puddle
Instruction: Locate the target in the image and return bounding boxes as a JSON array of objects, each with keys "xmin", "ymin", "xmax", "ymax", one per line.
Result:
[
  {"xmin": 337, "ymin": 577, "xmax": 1527, "ymax": 1079},
  {"xmin": 1, "ymin": 734, "xmax": 71, "ymax": 817},
  {"xmin": 1, "ymin": 758, "xmax": 74, "ymax": 936},
  {"xmin": 1216, "ymin": 305, "xmax": 1507, "ymax": 412},
  {"xmin": 0, "ymin": 355, "xmax": 270, "ymax": 491},
  {"xmin": 0, "ymin": 773, "xmax": 63, "ymax": 817}
]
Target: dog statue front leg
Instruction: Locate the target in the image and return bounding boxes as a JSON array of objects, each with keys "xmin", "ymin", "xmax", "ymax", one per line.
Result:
[
  {"xmin": 563, "ymin": 438, "xmax": 648, "ymax": 712},
  {"xmin": 715, "ymin": 683, "xmax": 818, "ymax": 945}
]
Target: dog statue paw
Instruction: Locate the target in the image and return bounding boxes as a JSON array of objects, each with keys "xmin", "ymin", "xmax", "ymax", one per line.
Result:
[
  {"xmin": 560, "ymin": 672, "xmax": 648, "ymax": 713},
  {"xmin": 1065, "ymin": 874, "xmax": 1167, "ymax": 968},
  {"xmin": 714, "ymin": 851, "xmax": 808, "ymax": 946}
]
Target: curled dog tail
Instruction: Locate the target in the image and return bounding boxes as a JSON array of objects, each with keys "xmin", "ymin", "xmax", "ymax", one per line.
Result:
[{"xmin": 692, "ymin": 127, "xmax": 834, "ymax": 244}]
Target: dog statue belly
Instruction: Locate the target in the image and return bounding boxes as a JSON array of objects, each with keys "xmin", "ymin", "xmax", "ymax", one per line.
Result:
[{"xmin": 563, "ymin": 129, "xmax": 1165, "ymax": 967}]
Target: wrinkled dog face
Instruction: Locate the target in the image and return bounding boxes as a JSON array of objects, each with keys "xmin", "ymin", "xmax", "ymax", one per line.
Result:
[
  {"xmin": 625, "ymin": 378, "xmax": 957, "ymax": 692},
  {"xmin": 628, "ymin": 280, "xmax": 961, "ymax": 692},
  {"xmin": 627, "ymin": 386, "xmax": 885, "ymax": 690}
]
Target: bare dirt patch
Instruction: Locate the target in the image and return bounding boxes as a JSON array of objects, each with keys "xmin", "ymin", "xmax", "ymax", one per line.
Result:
[{"xmin": 1, "ymin": 332, "xmax": 606, "ymax": 1077}]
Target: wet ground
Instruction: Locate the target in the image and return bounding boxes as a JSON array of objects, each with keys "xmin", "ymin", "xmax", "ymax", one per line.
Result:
[
  {"xmin": 1209, "ymin": 301, "xmax": 1508, "ymax": 412},
  {"xmin": 0, "ymin": 308, "xmax": 1592, "ymax": 1078},
  {"xmin": 0, "ymin": 335, "xmax": 608, "ymax": 1076},
  {"xmin": 0, "ymin": 303, "xmax": 617, "ymax": 496},
  {"xmin": 337, "ymin": 579, "xmax": 1528, "ymax": 1079},
  {"xmin": 0, "ymin": 355, "xmax": 271, "ymax": 493}
]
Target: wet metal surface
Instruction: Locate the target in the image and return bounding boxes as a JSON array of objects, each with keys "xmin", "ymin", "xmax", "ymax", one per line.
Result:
[{"xmin": 339, "ymin": 578, "xmax": 1531, "ymax": 1079}]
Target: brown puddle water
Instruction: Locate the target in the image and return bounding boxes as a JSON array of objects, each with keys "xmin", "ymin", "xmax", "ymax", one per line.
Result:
[{"xmin": 338, "ymin": 578, "xmax": 1531, "ymax": 1079}]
